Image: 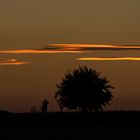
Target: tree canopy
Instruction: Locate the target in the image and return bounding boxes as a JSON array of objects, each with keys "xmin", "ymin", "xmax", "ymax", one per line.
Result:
[{"xmin": 55, "ymin": 66, "xmax": 114, "ymax": 112}]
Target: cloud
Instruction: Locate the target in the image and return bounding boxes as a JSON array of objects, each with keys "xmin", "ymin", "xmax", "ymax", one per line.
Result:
[
  {"xmin": 0, "ymin": 44, "xmax": 140, "ymax": 54},
  {"xmin": 0, "ymin": 49, "xmax": 81, "ymax": 54},
  {"xmin": 0, "ymin": 58, "xmax": 31, "ymax": 65},
  {"xmin": 48, "ymin": 44, "xmax": 140, "ymax": 51},
  {"xmin": 77, "ymin": 57, "xmax": 140, "ymax": 61}
]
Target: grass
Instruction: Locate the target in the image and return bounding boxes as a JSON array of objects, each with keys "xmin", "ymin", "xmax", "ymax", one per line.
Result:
[{"xmin": 0, "ymin": 111, "xmax": 140, "ymax": 139}]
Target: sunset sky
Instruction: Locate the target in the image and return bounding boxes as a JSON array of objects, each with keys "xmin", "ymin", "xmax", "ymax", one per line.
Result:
[
  {"xmin": 0, "ymin": 0, "xmax": 140, "ymax": 112},
  {"xmin": 0, "ymin": 0, "xmax": 140, "ymax": 50}
]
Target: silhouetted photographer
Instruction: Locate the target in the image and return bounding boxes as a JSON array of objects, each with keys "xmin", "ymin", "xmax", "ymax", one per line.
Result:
[{"xmin": 41, "ymin": 99, "xmax": 49, "ymax": 112}]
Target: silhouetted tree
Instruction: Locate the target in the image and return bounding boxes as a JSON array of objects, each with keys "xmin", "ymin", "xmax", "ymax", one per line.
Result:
[
  {"xmin": 55, "ymin": 66, "xmax": 114, "ymax": 112},
  {"xmin": 41, "ymin": 99, "xmax": 49, "ymax": 112}
]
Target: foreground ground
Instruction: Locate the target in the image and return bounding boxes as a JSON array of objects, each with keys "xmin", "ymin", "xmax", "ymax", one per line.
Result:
[{"xmin": 0, "ymin": 111, "xmax": 140, "ymax": 139}]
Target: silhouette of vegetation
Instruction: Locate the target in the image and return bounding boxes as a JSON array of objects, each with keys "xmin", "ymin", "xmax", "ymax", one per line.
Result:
[
  {"xmin": 0, "ymin": 110, "xmax": 9, "ymax": 114},
  {"xmin": 55, "ymin": 66, "xmax": 114, "ymax": 112},
  {"xmin": 41, "ymin": 99, "xmax": 49, "ymax": 112},
  {"xmin": 30, "ymin": 106, "xmax": 38, "ymax": 113}
]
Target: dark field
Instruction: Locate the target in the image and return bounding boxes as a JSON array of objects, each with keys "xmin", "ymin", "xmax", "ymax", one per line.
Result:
[{"xmin": 0, "ymin": 111, "xmax": 140, "ymax": 139}]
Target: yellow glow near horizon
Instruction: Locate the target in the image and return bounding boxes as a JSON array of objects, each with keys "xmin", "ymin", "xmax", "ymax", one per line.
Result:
[{"xmin": 77, "ymin": 57, "xmax": 140, "ymax": 61}]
